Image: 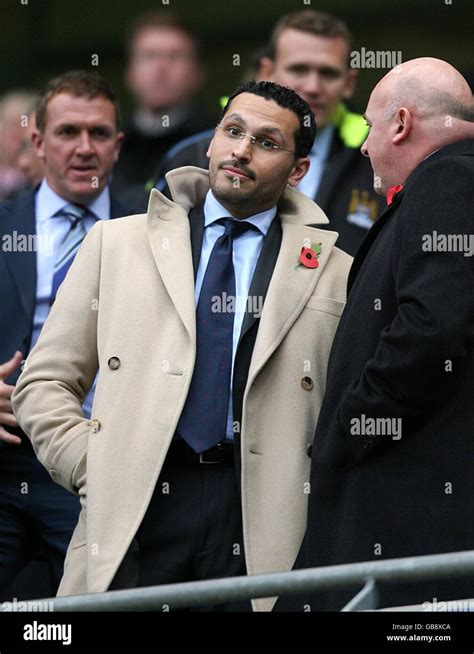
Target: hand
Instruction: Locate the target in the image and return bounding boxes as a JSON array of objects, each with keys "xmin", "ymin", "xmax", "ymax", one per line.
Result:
[{"xmin": 0, "ymin": 351, "xmax": 24, "ymax": 445}]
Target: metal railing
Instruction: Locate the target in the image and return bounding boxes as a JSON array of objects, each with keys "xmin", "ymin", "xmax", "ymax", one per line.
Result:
[{"xmin": 32, "ymin": 549, "xmax": 474, "ymax": 611}]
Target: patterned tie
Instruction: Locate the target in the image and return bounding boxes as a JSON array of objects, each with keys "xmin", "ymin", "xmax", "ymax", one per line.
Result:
[
  {"xmin": 177, "ymin": 218, "xmax": 258, "ymax": 453},
  {"xmin": 50, "ymin": 204, "xmax": 89, "ymax": 303}
]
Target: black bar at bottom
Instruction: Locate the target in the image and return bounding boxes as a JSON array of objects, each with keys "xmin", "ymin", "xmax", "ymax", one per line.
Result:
[{"xmin": 0, "ymin": 611, "xmax": 473, "ymax": 650}]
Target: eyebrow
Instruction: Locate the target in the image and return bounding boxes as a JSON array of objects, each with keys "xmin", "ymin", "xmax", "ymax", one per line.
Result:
[
  {"xmin": 224, "ymin": 113, "xmax": 246, "ymax": 125},
  {"xmin": 287, "ymin": 62, "xmax": 343, "ymax": 73},
  {"xmin": 223, "ymin": 113, "xmax": 287, "ymax": 144},
  {"xmin": 54, "ymin": 123, "xmax": 114, "ymax": 133}
]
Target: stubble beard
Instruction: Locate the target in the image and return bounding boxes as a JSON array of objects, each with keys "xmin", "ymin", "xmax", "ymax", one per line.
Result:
[{"xmin": 210, "ymin": 164, "xmax": 289, "ymax": 217}]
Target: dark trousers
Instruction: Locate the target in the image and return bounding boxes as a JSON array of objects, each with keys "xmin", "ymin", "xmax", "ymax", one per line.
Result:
[
  {"xmin": 0, "ymin": 439, "xmax": 80, "ymax": 599},
  {"xmin": 110, "ymin": 441, "xmax": 250, "ymax": 610}
]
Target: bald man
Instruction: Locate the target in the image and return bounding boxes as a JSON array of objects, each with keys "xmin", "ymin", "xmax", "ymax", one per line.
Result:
[{"xmin": 276, "ymin": 58, "xmax": 474, "ymax": 611}]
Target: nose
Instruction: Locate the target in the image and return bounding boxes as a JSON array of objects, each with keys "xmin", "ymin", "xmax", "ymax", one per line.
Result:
[
  {"xmin": 301, "ymin": 72, "xmax": 322, "ymax": 96},
  {"xmin": 76, "ymin": 130, "xmax": 94, "ymax": 156},
  {"xmin": 232, "ymin": 134, "xmax": 253, "ymax": 162},
  {"xmin": 360, "ymin": 138, "xmax": 369, "ymax": 158}
]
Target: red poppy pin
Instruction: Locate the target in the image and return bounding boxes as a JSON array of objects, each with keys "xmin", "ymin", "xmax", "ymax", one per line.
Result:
[{"xmin": 297, "ymin": 242, "xmax": 322, "ymax": 269}]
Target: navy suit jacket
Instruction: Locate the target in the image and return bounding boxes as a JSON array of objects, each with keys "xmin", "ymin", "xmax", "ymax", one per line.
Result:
[{"xmin": 0, "ymin": 188, "xmax": 132, "ymax": 386}]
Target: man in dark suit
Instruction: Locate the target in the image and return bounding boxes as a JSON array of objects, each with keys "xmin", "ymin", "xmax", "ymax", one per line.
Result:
[
  {"xmin": 275, "ymin": 57, "xmax": 474, "ymax": 611},
  {"xmin": 150, "ymin": 10, "xmax": 385, "ymax": 256},
  {"xmin": 0, "ymin": 70, "xmax": 131, "ymax": 598}
]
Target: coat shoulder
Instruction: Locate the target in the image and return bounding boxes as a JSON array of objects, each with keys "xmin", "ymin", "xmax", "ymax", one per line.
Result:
[
  {"xmin": 101, "ymin": 212, "xmax": 148, "ymax": 233},
  {"xmin": 94, "ymin": 213, "xmax": 149, "ymax": 256}
]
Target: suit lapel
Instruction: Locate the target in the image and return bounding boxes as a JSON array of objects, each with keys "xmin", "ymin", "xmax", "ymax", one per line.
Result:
[
  {"xmin": 238, "ymin": 216, "xmax": 282, "ymax": 343},
  {"xmin": 1, "ymin": 190, "xmax": 37, "ymax": 322},
  {"xmin": 187, "ymin": 202, "xmax": 205, "ymax": 280}
]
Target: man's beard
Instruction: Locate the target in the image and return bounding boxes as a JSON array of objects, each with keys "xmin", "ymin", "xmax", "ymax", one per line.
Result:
[
  {"xmin": 212, "ymin": 183, "xmax": 258, "ymax": 210},
  {"xmin": 210, "ymin": 162, "xmax": 290, "ymax": 216}
]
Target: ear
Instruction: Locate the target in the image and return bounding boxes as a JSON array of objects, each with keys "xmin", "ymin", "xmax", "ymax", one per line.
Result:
[
  {"xmin": 32, "ymin": 130, "xmax": 45, "ymax": 161},
  {"xmin": 258, "ymin": 56, "xmax": 275, "ymax": 81},
  {"xmin": 114, "ymin": 131, "xmax": 126, "ymax": 162},
  {"xmin": 206, "ymin": 137, "xmax": 214, "ymax": 160},
  {"xmin": 392, "ymin": 107, "xmax": 413, "ymax": 144},
  {"xmin": 287, "ymin": 157, "xmax": 310, "ymax": 188},
  {"xmin": 342, "ymin": 68, "xmax": 358, "ymax": 100}
]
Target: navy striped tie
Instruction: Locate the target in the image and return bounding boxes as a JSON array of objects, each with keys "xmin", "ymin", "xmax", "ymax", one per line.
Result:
[
  {"xmin": 50, "ymin": 204, "xmax": 89, "ymax": 303},
  {"xmin": 177, "ymin": 218, "xmax": 258, "ymax": 453}
]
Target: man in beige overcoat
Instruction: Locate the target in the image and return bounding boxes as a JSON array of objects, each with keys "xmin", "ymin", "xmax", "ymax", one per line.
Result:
[{"xmin": 13, "ymin": 80, "xmax": 352, "ymax": 611}]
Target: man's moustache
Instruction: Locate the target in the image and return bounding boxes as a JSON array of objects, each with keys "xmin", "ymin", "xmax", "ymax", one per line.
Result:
[{"xmin": 219, "ymin": 161, "xmax": 255, "ymax": 180}]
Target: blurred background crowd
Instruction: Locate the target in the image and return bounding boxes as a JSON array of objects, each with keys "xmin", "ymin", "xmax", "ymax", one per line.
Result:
[{"xmin": 0, "ymin": 0, "xmax": 472, "ymax": 206}]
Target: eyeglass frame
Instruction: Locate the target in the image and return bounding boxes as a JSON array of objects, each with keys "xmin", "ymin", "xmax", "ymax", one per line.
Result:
[{"xmin": 215, "ymin": 123, "xmax": 301, "ymax": 156}]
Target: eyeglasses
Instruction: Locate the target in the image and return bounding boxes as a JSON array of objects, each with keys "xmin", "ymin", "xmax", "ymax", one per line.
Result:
[{"xmin": 215, "ymin": 124, "xmax": 299, "ymax": 155}]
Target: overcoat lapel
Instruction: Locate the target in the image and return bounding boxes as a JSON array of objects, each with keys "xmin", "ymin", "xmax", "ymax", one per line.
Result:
[
  {"xmin": 146, "ymin": 189, "xmax": 196, "ymax": 342},
  {"xmin": 347, "ymin": 190, "xmax": 404, "ymax": 292},
  {"xmin": 247, "ymin": 221, "xmax": 339, "ymax": 386}
]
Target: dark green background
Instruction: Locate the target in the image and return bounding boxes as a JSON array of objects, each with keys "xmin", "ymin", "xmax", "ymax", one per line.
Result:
[{"xmin": 1, "ymin": 0, "xmax": 472, "ymax": 117}]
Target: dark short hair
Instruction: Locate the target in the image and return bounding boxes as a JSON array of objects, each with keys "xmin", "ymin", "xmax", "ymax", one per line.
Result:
[
  {"xmin": 35, "ymin": 71, "xmax": 121, "ymax": 132},
  {"xmin": 221, "ymin": 80, "xmax": 316, "ymax": 157},
  {"xmin": 126, "ymin": 11, "xmax": 202, "ymax": 60},
  {"xmin": 267, "ymin": 9, "xmax": 353, "ymax": 66}
]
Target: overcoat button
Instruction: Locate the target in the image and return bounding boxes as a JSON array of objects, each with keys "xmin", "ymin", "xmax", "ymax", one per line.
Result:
[
  {"xmin": 108, "ymin": 357, "xmax": 121, "ymax": 370},
  {"xmin": 301, "ymin": 376, "xmax": 313, "ymax": 391},
  {"xmin": 90, "ymin": 419, "xmax": 101, "ymax": 433}
]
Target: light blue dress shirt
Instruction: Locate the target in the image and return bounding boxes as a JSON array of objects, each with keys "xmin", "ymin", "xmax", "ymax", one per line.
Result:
[
  {"xmin": 297, "ymin": 125, "xmax": 334, "ymax": 200},
  {"xmin": 197, "ymin": 190, "xmax": 276, "ymax": 441},
  {"xmin": 33, "ymin": 180, "xmax": 111, "ymax": 418}
]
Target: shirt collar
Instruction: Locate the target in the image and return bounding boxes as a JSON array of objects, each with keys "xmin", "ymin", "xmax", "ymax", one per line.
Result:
[
  {"xmin": 203, "ymin": 190, "xmax": 276, "ymax": 236},
  {"xmin": 36, "ymin": 179, "xmax": 111, "ymax": 224}
]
